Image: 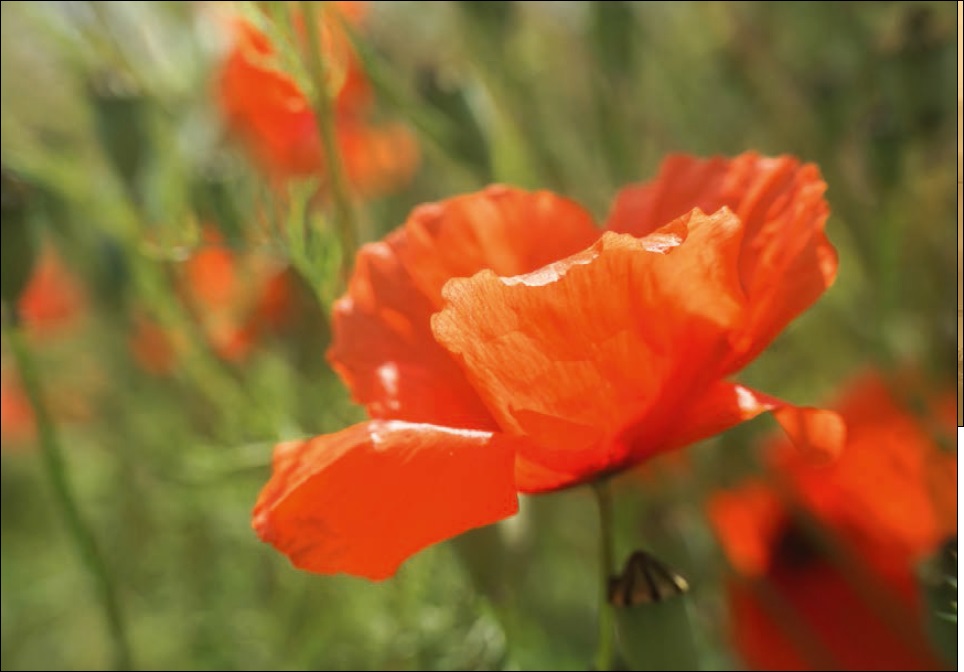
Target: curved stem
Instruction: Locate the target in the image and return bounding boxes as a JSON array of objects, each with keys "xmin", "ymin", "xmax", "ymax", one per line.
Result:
[
  {"xmin": 5, "ymin": 320, "xmax": 133, "ymax": 670},
  {"xmin": 592, "ymin": 478, "xmax": 616, "ymax": 671},
  {"xmin": 297, "ymin": 0, "xmax": 358, "ymax": 282}
]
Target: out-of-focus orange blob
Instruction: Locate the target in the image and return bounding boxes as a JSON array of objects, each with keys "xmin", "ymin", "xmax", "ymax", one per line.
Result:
[
  {"xmin": 215, "ymin": 2, "xmax": 419, "ymax": 195},
  {"xmin": 709, "ymin": 370, "xmax": 956, "ymax": 671}
]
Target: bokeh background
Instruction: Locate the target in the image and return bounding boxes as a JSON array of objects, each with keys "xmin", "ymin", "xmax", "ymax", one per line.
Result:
[{"xmin": 0, "ymin": 2, "xmax": 959, "ymax": 670}]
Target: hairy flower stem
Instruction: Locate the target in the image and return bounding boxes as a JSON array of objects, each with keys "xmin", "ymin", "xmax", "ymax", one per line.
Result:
[
  {"xmin": 4, "ymin": 319, "xmax": 133, "ymax": 670},
  {"xmin": 592, "ymin": 478, "xmax": 616, "ymax": 671},
  {"xmin": 297, "ymin": 0, "xmax": 358, "ymax": 282}
]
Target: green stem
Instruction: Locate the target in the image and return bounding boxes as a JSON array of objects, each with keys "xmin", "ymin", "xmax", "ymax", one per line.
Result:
[
  {"xmin": 297, "ymin": 0, "xmax": 358, "ymax": 281},
  {"xmin": 592, "ymin": 478, "xmax": 616, "ymax": 671},
  {"xmin": 4, "ymin": 318, "xmax": 133, "ymax": 670}
]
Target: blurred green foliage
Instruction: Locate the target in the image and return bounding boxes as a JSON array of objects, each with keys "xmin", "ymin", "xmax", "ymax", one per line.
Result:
[{"xmin": 0, "ymin": 1, "xmax": 957, "ymax": 670}]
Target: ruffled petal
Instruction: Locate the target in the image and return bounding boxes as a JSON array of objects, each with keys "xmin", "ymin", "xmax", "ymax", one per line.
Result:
[
  {"xmin": 433, "ymin": 209, "xmax": 749, "ymax": 492},
  {"xmin": 252, "ymin": 420, "xmax": 521, "ymax": 580},
  {"xmin": 329, "ymin": 186, "xmax": 599, "ymax": 429},
  {"xmin": 395, "ymin": 185, "xmax": 600, "ymax": 309},
  {"xmin": 606, "ymin": 152, "xmax": 836, "ymax": 373},
  {"xmin": 328, "ymin": 240, "xmax": 498, "ymax": 429}
]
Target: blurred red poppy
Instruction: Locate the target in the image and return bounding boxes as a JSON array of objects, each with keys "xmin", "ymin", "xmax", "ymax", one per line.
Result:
[
  {"xmin": 215, "ymin": 2, "xmax": 419, "ymax": 194},
  {"xmin": 2, "ymin": 246, "xmax": 88, "ymax": 448},
  {"xmin": 18, "ymin": 245, "xmax": 87, "ymax": 340},
  {"xmin": 0, "ymin": 366, "xmax": 36, "ymax": 447},
  {"xmin": 254, "ymin": 152, "xmax": 846, "ymax": 580},
  {"xmin": 708, "ymin": 370, "xmax": 956, "ymax": 671},
  {"xmin": 130, "ymin": 231, "xmax": 296, "ymax": 374}
]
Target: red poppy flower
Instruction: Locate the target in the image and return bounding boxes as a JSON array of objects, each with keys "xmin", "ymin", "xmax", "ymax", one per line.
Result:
[
  {"xmin": 1, "ymin": 366, "xmax": 36, "ymax": 447},
  {"xmin": 215, "ymin": 3, "xmax": 419, "ymax": 194},
  {"xmin": 131, "ymin": 231, "xmax": 297, "ymax": 374},
  {"xmin": 708, "ymin": 371, "xmax": 956, "ymax": 670},
  {"xmin": 254, "ymin": 152, "xmax": 846, "ymax": 580},
  {"xmin": 18, "ymin": 245, "xmax": 87, "ymax": 340},
  {"xmin": 1, "ymin": 246, "xmax": 89, "ymax": 449}
]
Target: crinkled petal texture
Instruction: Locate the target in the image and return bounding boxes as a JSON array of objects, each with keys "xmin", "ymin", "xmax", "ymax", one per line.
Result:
[
  {"xmin": 328, "ymin": 186, "xmax": 599, "ymax": 429},
  {"xmin": 606, "ymin": 152, "xmax": 837, "ymax": 373},
  {"xmin": 433, "ymin": 209, "xmax": 843, "ymax": 493},
  {"xmin": 258, "ymin": 158, "xmax": 844, "ymax": 577},
  {"xmin": 253, "ymin": 420, "xmax": 521, "ymax": 580}
]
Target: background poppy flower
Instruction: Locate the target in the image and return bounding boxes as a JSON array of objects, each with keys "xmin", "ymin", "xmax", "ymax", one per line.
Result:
[
  {"xmin": 1, "ymin": 245, "xmax": 88, "ymax": 449},
  {"xmin": 1, "ymin": 365, "xmax": 36, "ymax": 447},
  {"xmin": 215, "ymin": 3, "xmax": 419, "ymax": 194},
  {"xmin": 708, "ymin": 370, "xmax": 956, "ymax": 671},
  {"xmin": 17, "ymin": 245, "xmax": 87, "ymax": 341},
  {"xmin": 254, "ymin": 152, "xmax": 846, "ymax": 580},
  {"xmin": 130, "ymin": 230, "xmax": 297, "ymax": 374}
]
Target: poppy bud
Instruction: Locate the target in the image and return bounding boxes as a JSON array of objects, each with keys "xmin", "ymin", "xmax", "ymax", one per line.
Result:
[{"xmin": 609, "ymin": 550, "xmax": 700, "ymax": 671}]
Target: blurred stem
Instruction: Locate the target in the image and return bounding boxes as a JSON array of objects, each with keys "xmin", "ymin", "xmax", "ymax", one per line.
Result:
[
  {"xmin": 4, "ymin": 316, "xmax": 133, "ymax": 671},
  {"xmin": 592, "ymin": 479, "xmax": 616, "ymax": 671},
  {"xmin": 297, "ymin": 0, "xmax": 357, "ymax": 281}
]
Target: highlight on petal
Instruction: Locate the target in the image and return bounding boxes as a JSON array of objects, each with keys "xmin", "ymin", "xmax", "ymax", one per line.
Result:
[
  {"xmin": 432, "ymin": 208, "xmax": 750, "ymax": 492},
  {"xmin": 328, "ymin": 186, "xmax": 599, "ymax": 429},
  {"xmin": 606, "ymin": 152, "xmax": 837, "ymax": 373},
  {"xmin": 328, "ymin": 240, "xmax": 497, "ymax": 429},
  {"xmin": 252, "ymin": 420, "xmax": 521, "ymax": 580}
]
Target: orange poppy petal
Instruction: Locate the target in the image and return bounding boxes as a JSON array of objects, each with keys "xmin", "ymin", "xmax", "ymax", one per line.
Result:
[
  {"xmin": 606, "ymin": 152, "xmax": 836, "ymax": 373},
  {"xmin": 707, "ymin": 481, "xmax": 787, "ymax": 577},
  {"xmin": 328, "ymin": 241, "xmax": 497, "ymax": 429},
  {"xmin": 18, "ymin": 246, "xmax": 86, "ymax": 339},
  {"xmin": 433, "ymin": 209, "xmax": 749, "ymax": 492},
  {"xmin": 252, "ymin": 420, "xmax": 520, "ymax": 580},
  {"xmin": 1, "ymin": 369, "xmax": 36, "ymax": 446},
  {"xmin": 217, "ymin": 19, "xmax": 321, "ymax": 179},
  {"xmin": 216, "ymin": 12, "xmax": 417, "ymax": 194},
  {"xmin": 338, "ymin": 120, "xmax": 420, "ymax": 198},
  {"xmin": 329, "ymin": 186, "xmax": 599, "ymax": 429},
  {"xmin": 617, "ymin": 380, "xmax": 845, "ymax": 466},
  {"xmin": 184, "ymin": 245, "xmax": 237, "ymax": 309},
  {"xmin": 768, "ymin": 371, "xmax": 956, "ymax": 588},
  {"xmin": 396, "ymin": 185, "xmax": 600, "ymax": 309}
]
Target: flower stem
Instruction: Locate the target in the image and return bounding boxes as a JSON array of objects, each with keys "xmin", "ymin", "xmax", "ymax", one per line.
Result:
[
  {"xmin": 4, "ymin": 319, "xmax": 133, "ymax": 670},
  {"xmin": 592, "ymin": 478, "xmax": 616, "ymax": 671},
  {"xmin": 297, "ymin": 0, "xmax": 358, "ymax": 281}
]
